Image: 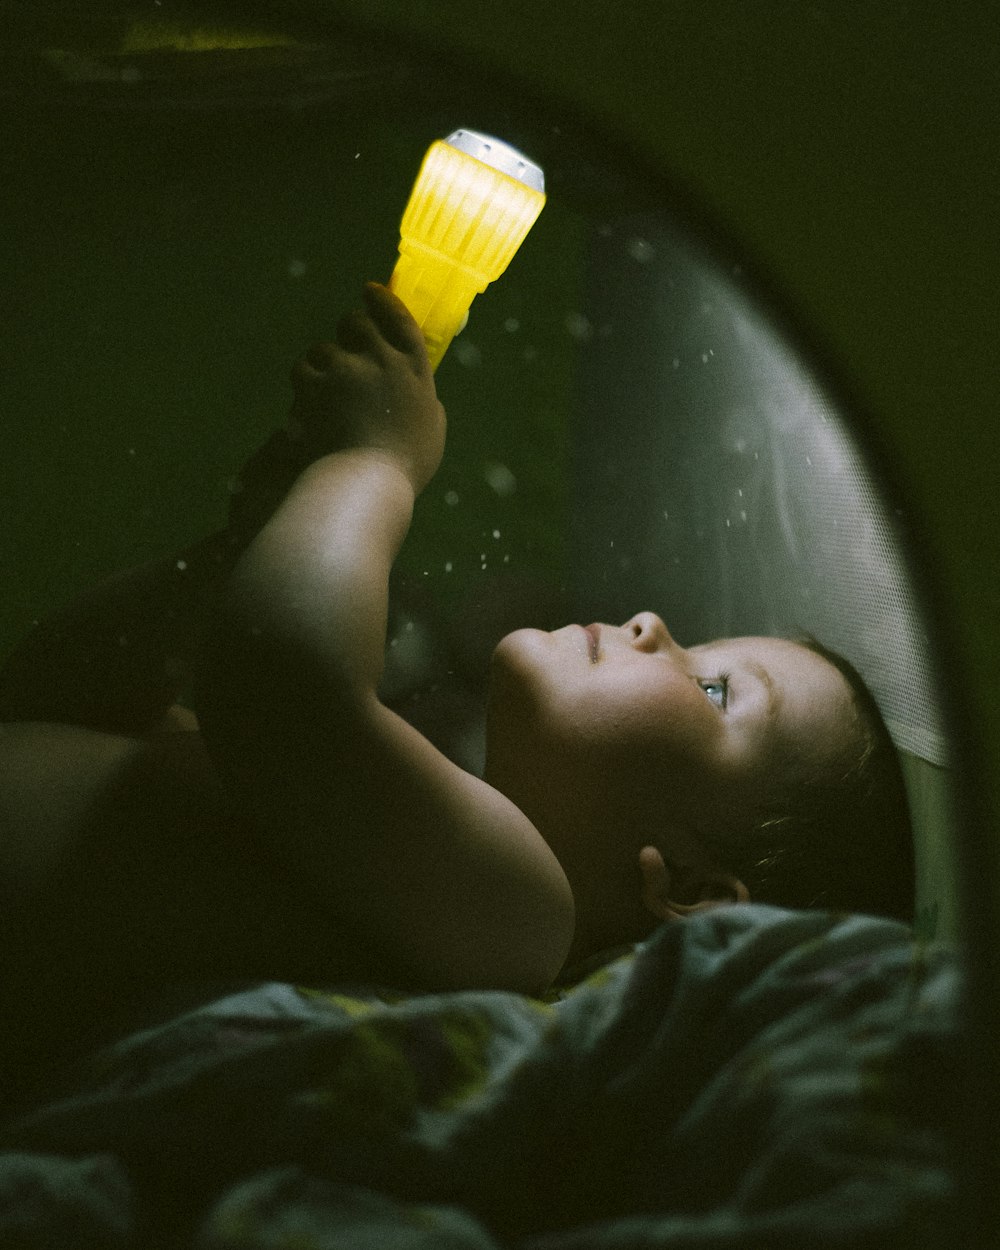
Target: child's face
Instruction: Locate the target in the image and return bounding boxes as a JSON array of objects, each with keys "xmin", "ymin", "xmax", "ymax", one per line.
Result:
[{"xmin": 484, "ymin": 614, "xmax": 858, "ymax": 852}]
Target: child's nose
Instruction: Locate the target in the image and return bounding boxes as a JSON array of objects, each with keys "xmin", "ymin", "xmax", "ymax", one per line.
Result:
[{"xmin": 624, "ymin": 612, "xmax": 674, "ymax": 653}]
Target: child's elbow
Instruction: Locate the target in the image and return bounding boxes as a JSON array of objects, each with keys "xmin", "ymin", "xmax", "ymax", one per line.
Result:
[
  {"xmin": 527, "ymin": 897, "xmax": 575, "ymax": 998},
  {"xmin": 484, "ymin": 886, "xmax": 575, "ymax": 999},
  {"xmin": 419, "ymin": 884, "xmax": 574, "ymax": 1000}
]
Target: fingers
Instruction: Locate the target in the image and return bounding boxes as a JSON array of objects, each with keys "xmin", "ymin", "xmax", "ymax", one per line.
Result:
[
  {"xmin": 291, "ymin": 314, "xmax": 377, "ymax": 389},
  {"xmin": 290, "ymin": 344, "xmax": 341, "ymax": 395},
  {"xmin": 303, "ymin": 342, "xmax": 337, "ymax": 371},
  {"xmin": 363, "ymin": 282, "xmax": 430, "ymax": 366},
  {"xmin": 336, "ymin": 307, "xmax": 381, "ymax": 355},
  {"xmin": 291, "ymin": 283, "xmax": 429, "ymax": 394}
]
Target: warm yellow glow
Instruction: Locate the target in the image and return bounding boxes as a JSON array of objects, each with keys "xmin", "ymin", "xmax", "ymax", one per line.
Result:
[
  {"xmin": 389, "ymin": 132, "xmax": 546, "ymax": 370},
  {"xmin": 120, "ymin": 22, "xmax": 301, "ymax": 54}
]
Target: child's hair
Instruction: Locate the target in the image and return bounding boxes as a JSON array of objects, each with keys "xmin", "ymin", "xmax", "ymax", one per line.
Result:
[{"xmin": 696, "ymin": 639, "xmax": 916, "ymax": 925}]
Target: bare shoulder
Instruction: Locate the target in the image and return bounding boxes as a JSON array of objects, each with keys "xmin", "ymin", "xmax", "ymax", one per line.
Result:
[{"xmin": 367, "ymin": 703, "xmax": 577, "ymax": 992}]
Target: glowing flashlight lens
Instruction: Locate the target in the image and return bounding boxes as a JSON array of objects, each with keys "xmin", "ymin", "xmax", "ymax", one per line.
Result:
[{"xmin": 389, "ymin": 129, "xmax": 546, "ymax": 370}]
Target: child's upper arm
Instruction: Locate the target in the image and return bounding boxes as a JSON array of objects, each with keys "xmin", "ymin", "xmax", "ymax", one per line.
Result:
[
  {"xmin": 220, "ymin": 694, "xmax": 575, "ymax": 996},
  {"xmin": 367, "ymin": 699, "xmax": 575, "ymax": 993}
]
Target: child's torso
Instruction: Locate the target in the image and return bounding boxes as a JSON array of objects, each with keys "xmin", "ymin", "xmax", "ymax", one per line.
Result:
[{"xmin": 0, "ymin": 723, "xmax": 391, "ymax": 1085}]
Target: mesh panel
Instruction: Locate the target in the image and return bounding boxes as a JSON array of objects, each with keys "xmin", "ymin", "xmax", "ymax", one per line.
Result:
[{"xmin": 570, "ymin": 213, "xmax": 947, "ymax": 766}]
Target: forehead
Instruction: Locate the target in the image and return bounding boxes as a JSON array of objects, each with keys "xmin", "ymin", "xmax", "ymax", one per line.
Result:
[
  {"xmin": 691, "ymin": 634, "xmax": 840, "ymax": 681},
  {"xmin": 692, "ymin": 635, "xmax": 858, "ymax": 760}
]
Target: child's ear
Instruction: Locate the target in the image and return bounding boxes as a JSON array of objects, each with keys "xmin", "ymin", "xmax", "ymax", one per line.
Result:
[{"xmin": 638, "ymin": 845, "xmax": 750, "ymax": 922}]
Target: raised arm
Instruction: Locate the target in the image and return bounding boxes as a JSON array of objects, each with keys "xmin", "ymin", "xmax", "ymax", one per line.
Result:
[{"xmin": 196, "ymin": 285, "xmax": 573, "ymax": 995}]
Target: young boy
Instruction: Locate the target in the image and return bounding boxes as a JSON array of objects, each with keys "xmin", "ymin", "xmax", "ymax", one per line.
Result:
[{"xmin": 0, "ymin": 285, "xmax": 912, "ymax": 1070}]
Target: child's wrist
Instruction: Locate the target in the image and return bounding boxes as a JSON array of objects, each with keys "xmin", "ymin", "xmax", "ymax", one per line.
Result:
[{"xmin": 302, "ymin": 445, "xmax": 419, "ymax": 497}]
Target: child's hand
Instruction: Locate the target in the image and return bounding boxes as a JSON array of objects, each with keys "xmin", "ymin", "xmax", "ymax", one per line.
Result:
[{"xmin": 287, "ymin": 283, "xmax": 446, "ymax": 494}]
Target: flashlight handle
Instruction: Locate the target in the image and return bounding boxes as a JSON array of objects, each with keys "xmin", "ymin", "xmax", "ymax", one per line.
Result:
[{"xmin": 388, "ymin": 246, "xmax": 485, "ymax": 371}]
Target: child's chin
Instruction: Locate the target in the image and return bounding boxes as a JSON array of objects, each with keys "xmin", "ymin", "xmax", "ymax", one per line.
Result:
[
  {"xmin": 490, "ymin": 626, "xmax": 549, "ymax": 670},
  {"xmin": 485, "ymin": 632, "xmax": 549, "ymax": 735}
]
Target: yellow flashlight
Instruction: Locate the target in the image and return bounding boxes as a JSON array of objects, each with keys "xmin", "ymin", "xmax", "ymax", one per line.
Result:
[{"xmin": 388, "ymin": 128, "xmax": 546, "ymax": 371}]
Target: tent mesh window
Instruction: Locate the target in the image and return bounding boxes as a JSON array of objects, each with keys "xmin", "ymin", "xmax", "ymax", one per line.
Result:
[{"xmin": 570, "ymin": 213, "xmax": 952, "ymax": 932}]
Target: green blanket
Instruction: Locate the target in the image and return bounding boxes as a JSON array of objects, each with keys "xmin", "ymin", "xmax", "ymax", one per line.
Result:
[{"xmin": 0, "ymin": 905, "xmax": 959, "ymax": 1247}]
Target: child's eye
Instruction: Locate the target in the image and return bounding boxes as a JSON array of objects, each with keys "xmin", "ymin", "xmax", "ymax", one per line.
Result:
[{"xmin": 698, "ymin": 675, "xmax": 729, "ymax": 710}]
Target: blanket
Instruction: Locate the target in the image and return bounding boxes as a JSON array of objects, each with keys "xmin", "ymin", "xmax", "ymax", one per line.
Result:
[{"xmin": 0, "ymin": 905, "xmax": 959, "ymax": 1248}]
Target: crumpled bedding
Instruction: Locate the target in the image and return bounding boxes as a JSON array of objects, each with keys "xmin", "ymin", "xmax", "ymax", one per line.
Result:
[{"xmin": 0, "ymin": 905, "xmax": 959, "ymax": 1248}]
